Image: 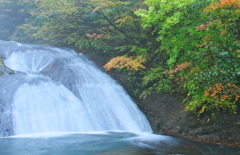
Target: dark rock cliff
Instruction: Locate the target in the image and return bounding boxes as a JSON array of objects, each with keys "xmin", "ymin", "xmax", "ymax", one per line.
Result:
[
  {"xmin": 109, "ymin": 70, "xmax": 240, "ymax": 147},
  {"xmin": 81, "ymin": 50, "xmax": 240, "ymax": 147}
]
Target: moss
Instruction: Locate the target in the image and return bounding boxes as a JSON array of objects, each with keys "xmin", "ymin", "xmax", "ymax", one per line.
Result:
[
  {"xmin": 0, "ymin": 59, "xmax": 4, "ymax": 66},
  {"xmin": 8, "ymin": 70, "xmax": 14, "ymax": 75}
]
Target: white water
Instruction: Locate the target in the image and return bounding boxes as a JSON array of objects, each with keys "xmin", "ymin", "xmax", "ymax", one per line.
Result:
[{"xmin": 0, "ymin": 41, "xmax": 152, "ymax": 136}]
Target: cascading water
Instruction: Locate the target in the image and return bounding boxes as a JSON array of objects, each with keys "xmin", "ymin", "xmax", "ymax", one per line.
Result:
[
  {"xmin": 0, "ymin": 40, "xmax": 152, "ymax": 136},
  {"xmin": 1, "ymin": 41, "xmax": 239, "ymax": 155}
]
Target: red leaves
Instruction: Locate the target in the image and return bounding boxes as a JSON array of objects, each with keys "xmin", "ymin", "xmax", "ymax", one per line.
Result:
[
  {"xmin": 165, "ymin": 62, "xmax": 191, "ymax": 74},
  {"xmin": 204, "ymin": 82, "xmax": 240, "ymax": 102}
]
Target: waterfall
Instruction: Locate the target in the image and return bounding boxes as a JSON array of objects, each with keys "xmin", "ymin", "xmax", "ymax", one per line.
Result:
[{"xmin": 0, "ymin": 41, "xmax": 152, "ymax": 136}]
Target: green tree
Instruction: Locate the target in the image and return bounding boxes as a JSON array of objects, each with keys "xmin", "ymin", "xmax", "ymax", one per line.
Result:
[
  {"xmin": 135, "ymin": 0, "xmax": 240, "ymax": 116},
  {"xmin": 10, "ymin": 0, "xmax": 148, "ymax": 56},
  {"xmin": 0, "ymin": 0, "xmax": 27, "ymax": 40},
  {"xmin": 2, "ymin": 0, "xmax": 239, "ymax": 117}
]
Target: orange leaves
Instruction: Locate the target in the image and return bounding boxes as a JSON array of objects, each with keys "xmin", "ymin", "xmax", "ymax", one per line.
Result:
[
  {"xmin": 220, "ymin": 0, "xmax": 240, "ymax": 8},
  {"xmin": 196, "ymin": 44, "xmax": 205, "ymax": 48},
  {"xmin": 196, "ymin": 24, "xmax": 209, "ymax": 31},
  {"xmin": 203, "ymin": 1, "xmax": 222, "ymax": 12},
  {"xmin": 203, "ymin": 82, "xmax": 240, "ymax": 114},
  {"xmin": 196, "ymin": 35, "xmax": 212, "ymax": 48},
  {"xmin": 115, "ymin": 16, "xmax": 133, "ymax": 26},
  {"xmin": 103, "ymin": 56, "xmax": 146, "ymax": 71},
  {"xmin": 85, "ymin": 33, "xmax": 107, "ymax": 40},
  {"xmin": 203, "ymin": 0, "xmax": 240, "ymax": 12},
  {"xmin": 220, "ymin": 30, "xmax": 227, "ymax": 35},
  {"xmin": 203, "ymin": 35, "xmax": 212, "ymax": 43},
  {"xmin": 204, "ymin": 82, "xmax": 240, "ymax": 102},
  {"xmin": 196, "ymin": 19, "xmax": 220, "ymax": 32},
  {"xmin": 165, "ymin": 62, "xmax": 190, "ymax": 74},
  {"xmin": 85, "ymin": 33, "xmax": 97, "ymax": 38},
  {"xmin": 196, "ymin": 20, "xmax": 213, "ymax": 31}
]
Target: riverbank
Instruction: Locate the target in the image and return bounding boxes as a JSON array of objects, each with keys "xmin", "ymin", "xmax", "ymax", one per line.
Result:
[
  {"xmin": 81, "ymin": 50, "xmax": 240, "ymax": 148},
  {"xmin": 162, "ymin": 131, "xmax": 240, "ymax": 148},
  {"xmin": 110, "ymin": 70, "xmax": 240, "ymax": 148}
]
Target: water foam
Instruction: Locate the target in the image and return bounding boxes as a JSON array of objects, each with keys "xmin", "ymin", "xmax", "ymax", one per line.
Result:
[{"xmin": 0, "ymin": 41, "xmax": 152, "ymax": 136}]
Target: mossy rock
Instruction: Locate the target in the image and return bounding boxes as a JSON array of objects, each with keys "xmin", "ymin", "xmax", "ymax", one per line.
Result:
[
  {"xmin": 0, "ymin": 59, "xmax": 4, "ymax": 66},
  {"xmin": 8, "ymin": 70, "xmax": 14, "ymax": 74}
]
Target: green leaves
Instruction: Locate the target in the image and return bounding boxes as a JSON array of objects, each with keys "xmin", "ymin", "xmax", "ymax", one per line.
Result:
[
  {"xmin": 2, "ymin": 0, "xmax": 239, "ymax": 117},
  {"xmin": 136, "ymin": 0, "xmax": 240, "ymax": 117}
]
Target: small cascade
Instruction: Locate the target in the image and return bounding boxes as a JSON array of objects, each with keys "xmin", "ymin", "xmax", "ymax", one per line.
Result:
[{"xmin": 0, "ymin": 41, "xmax": 152, "ymax": 136}]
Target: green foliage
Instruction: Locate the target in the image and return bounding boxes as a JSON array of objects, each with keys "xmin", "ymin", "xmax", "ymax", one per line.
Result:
[
  {"xmin": 136, "ymin": 0, "xmax": 240, "ymax": 116},
  {"xmin": 0, "ymin": 57, "xmax": 4, "ymax": 66},
  {"xmin": 0, "ymin": 0, "xmax": 27, "ymax": 40},
  {"xmin": 139, "ymin": 67, "xmax": 171, "ymax": 98},
  {"xmin": 9, "ymin": 0, "xmax": 146, "ymax": 54},
  {"xmin": 1, "ymin": 0, "xmax": 239, "ymax": 118}
]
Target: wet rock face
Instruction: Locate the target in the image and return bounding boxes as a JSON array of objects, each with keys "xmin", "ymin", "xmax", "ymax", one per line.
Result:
[
  {"xmin": 136, "ymin": 93, "xmax": 198, "ymax": 133},
  {"xmin": 0, "ymin": 98, "xmax": 14, "ymax": 137},
  {"xmin": 107, "ymin": 70, "xmax": 240, "ymax": 146},
  {"xmin": 138, "ymin": 92, "xmax": 240, "ymax": 145},
  {"xmin": 0, "ymin": 56, "xmax": 15, "ymax": 137},
  {"xmin": 78, "ymin": 50, "xmax": 240, "ymax": 146},
  {"xmin": 0, "ymin": 56, "xmax": 14, "ymax": 76}
]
